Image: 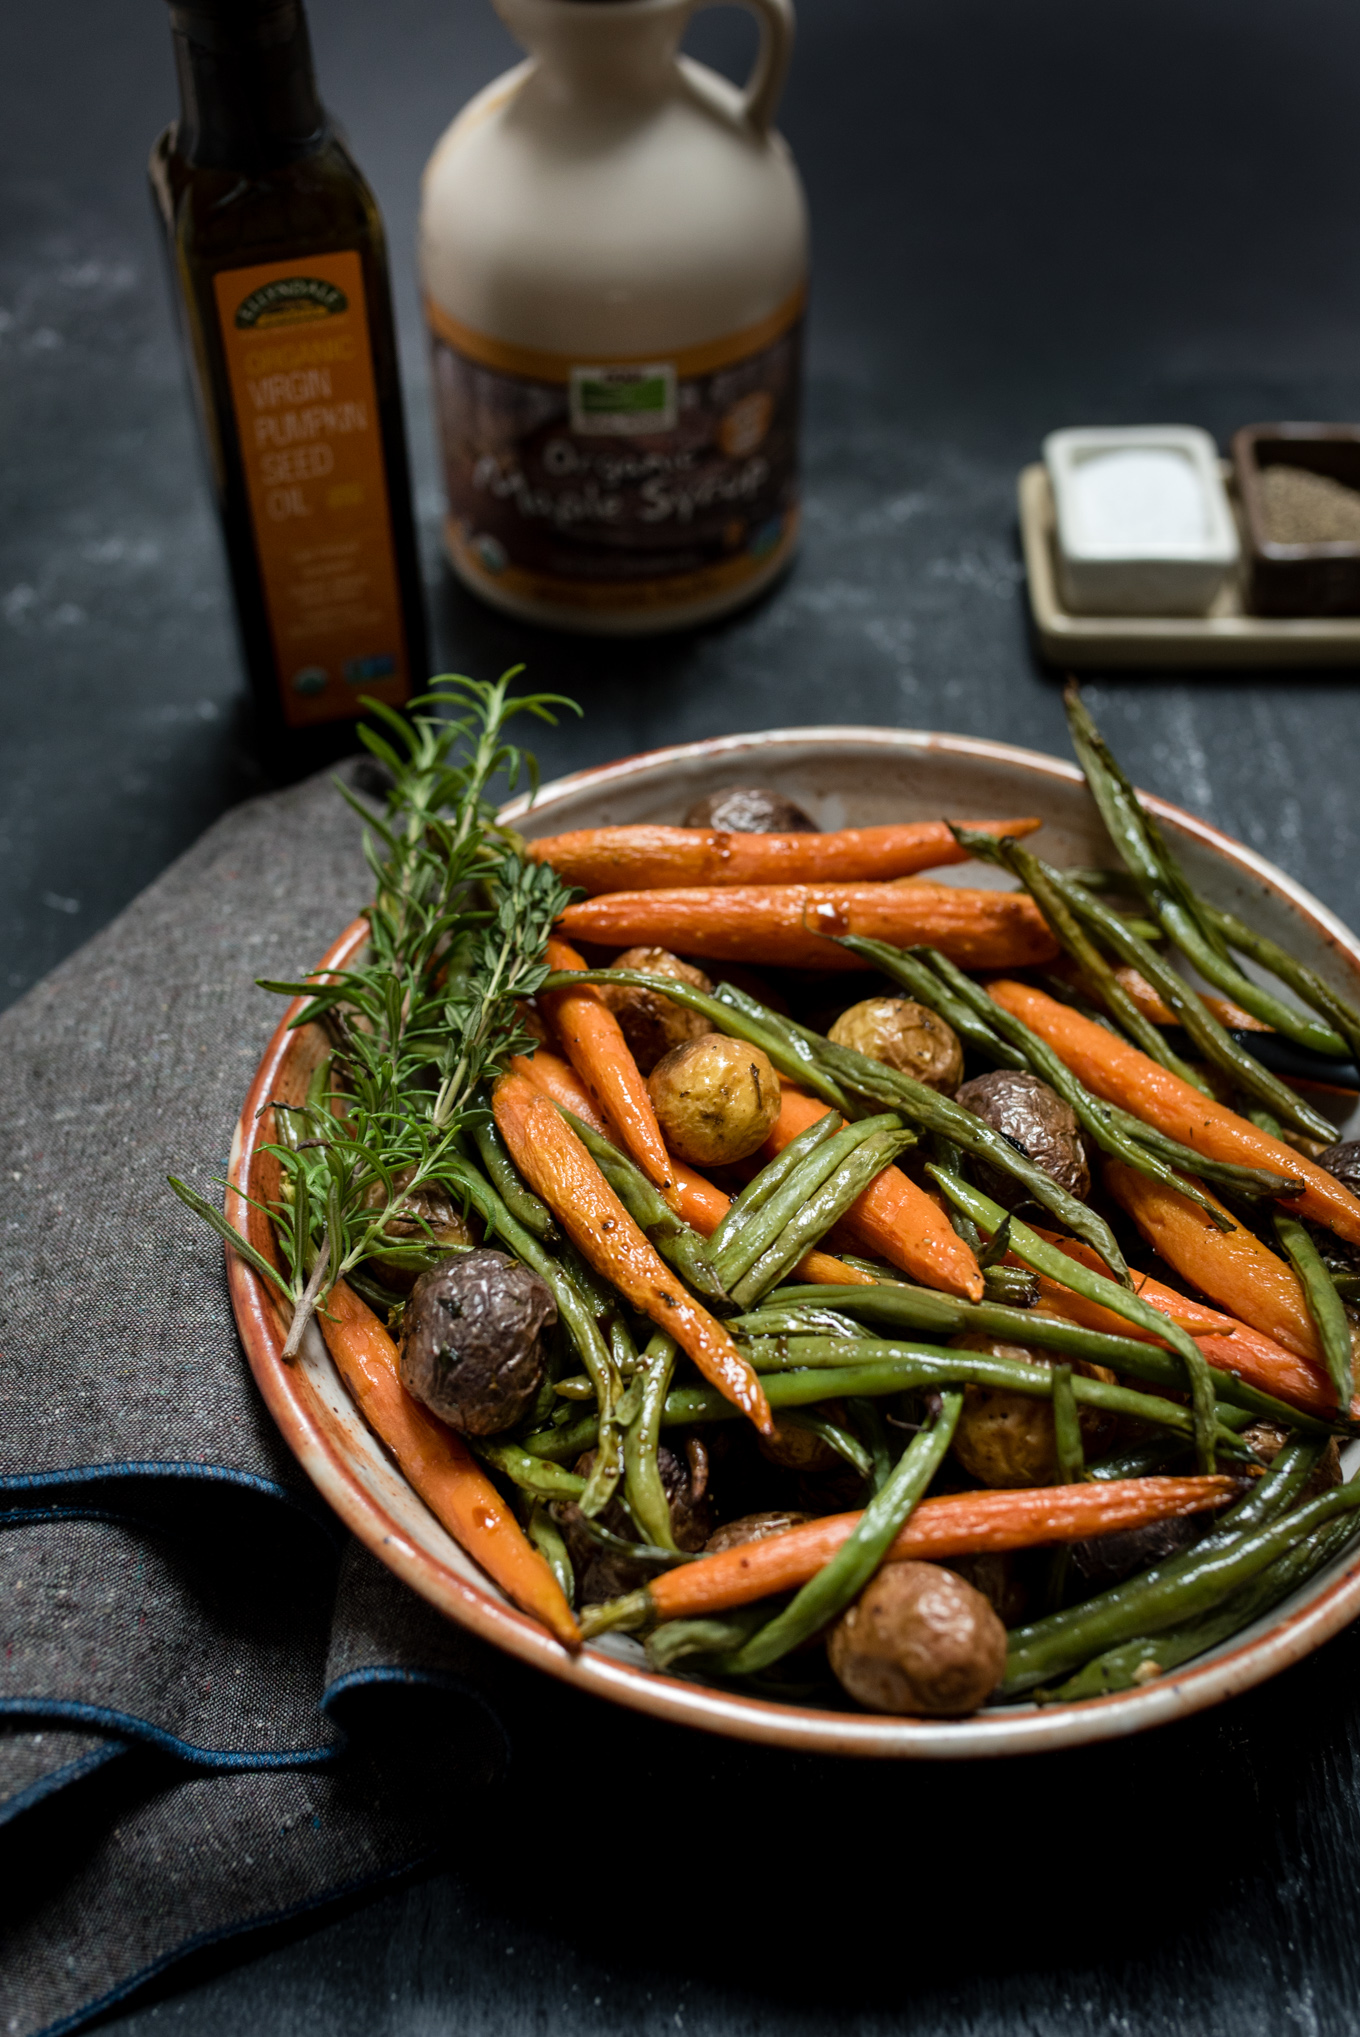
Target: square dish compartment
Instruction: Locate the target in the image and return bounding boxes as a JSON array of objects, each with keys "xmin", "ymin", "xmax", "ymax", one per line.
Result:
[
  {"xmin": 1233, "ymin": 424, "xmax": 1360, "ymax": 617},
  {"xmin": 1044, "ymin": 425, "xmax": 1240, "ymax": 617}
]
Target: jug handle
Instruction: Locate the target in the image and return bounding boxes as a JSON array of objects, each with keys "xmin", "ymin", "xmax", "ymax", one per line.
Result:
[{"xmin": 691, "ymin": 0, "xmax": 794, "ymax": 137}]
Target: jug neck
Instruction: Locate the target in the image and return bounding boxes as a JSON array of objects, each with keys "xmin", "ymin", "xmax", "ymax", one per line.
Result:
[{"xmin": 495, "ymin": 0, "xmax": 692, "ymax": 104}]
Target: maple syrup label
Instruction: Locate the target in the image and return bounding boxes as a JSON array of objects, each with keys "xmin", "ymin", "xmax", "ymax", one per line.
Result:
[
  {"xmin": 214, "ymin": 251, "xmax": 411, "ymax": 728},
  {"xmin": 425, "ymin": 289, "xmax": 804, "ymax": 619}
]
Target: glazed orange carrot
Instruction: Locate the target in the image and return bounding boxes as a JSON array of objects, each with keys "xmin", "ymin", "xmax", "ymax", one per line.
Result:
[
  {"xmin": 636, "ymin": 1477, "xmax": 1240, "ymax": 1622},
  {"xmin": 509, "ymin": 1047, "xmax": 614, "ymax": 1136},
  {"xmin": 1026, "ymin": 1230, "xmax": 1350, "ymax": 1420},
  {"xmin": 528, "ymin": 817, "xmax": 1044, "ymax": 895},
  {"xmin": 985, "ymin": 978, "xmax": 1360, "ymax": 1247},
  {"xmin": 317, "ymin": 1278, "xmax": 581, "ymax": 1648},
  {"xmin": 1103, "ymin": 1160, "xmax": 1324, "ymax": 1366},
  {"xmin": 539, "ymin": 936, "xmax": 679, "ymax": 1208},
  {"xmin": 764, "ymin": 1084, "xmax": 984, "ymax": 1301},
  {"xmin": 512, "ymin": 1045, "xmax": 871, "ymax": 1289},
  {"xmin": 558, "ymin": 883, "xmax": 1059, "ymax": 973},
  {"xmin": 493, "ymin": 1070, "xmax": 773, "ymax": 1434}
]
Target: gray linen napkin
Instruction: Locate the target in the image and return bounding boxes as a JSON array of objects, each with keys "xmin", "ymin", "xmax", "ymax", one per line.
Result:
[{"xmin": 0, "ymin": 764, "xmax": 518, "ymax": 2036}]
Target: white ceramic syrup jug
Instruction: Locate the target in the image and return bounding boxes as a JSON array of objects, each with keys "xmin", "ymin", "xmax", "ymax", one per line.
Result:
[{"xmin": 419, "ymin": 0, "xmax": 807, "ymax": 634}]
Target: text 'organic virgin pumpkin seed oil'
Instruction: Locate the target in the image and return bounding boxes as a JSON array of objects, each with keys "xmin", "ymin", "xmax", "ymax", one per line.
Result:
[{"xmin": 151, "ymin": 0, "xmax": 428, "ymax": 776}]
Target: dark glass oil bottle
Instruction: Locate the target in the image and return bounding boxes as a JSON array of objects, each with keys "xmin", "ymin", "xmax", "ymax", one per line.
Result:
[{"xmin": 151, "ymin": 0, "xmax": 428, "ymax": 779}]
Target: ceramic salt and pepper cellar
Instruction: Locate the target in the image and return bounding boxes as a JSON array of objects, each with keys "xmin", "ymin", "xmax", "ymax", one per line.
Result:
[{"xmin": 420, "ymin": 0, "xmax": 807, "ymax": 634}]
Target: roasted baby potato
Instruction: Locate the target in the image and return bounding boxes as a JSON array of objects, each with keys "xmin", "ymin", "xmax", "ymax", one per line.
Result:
[
  {"xmin": 941, "ymin": 1551, "xmax": 1027, "ymax": 1627},
  {"xmin": 828, "ymin": 994, "xmax": 964, "ymax": 1092},
  {"xmin": 559, "ymin": 1444, "xmax": 714, "ymax": 1603},
  {"xmin": 949, "ymin": 1334, "xmax": 1117, "ymax": 1487},
  {"xmin": 704, "ymin": 1509, "xmax": 814, "ymax": 1555},
  {"xmin": 596, "ymin": 946, "xmax": 715, "ymax": 1074},
  {"xmin": 1240, "ymin": 1420, "xmax": 1343, "ymax": 1500},
  {"xmin": 756, "ymin": 1408, "xmax": 848, "ymax": 1476},
  {"xmin": 828, "ymin": 1560, "xmax": 1007, "ymax": 1714},
  {"xmin": 683, "ymin": 785, "xmax": 818, "ymax": 833},
  {"xmin": 647, "ymin": 1033, "xmax": 782, "ymax": 1166},
  {"xmin": 398, "ymin": 1248, "xmax": 555, "ymax": 1436},
  {"xmin": 1320, "ymin": 1140, "xmax": 1360, "ymax": 1199},
  {"xmin": 953, "ymin": 1069, "xmax": 1091, "ymax": 1205},
  {"xmin": 366, "ymin": 1165, "xmax": 478, "ymax": 1289}
]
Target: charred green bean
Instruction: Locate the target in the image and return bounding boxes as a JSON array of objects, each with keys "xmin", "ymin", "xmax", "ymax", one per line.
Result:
[
  {"xmin": 928, "ymin": 1165, "xmax": 1221, "ymax": 1470},
  {"xmin": 715, "ymin": 1394, "xmax": 963, "ymax": 1676}
]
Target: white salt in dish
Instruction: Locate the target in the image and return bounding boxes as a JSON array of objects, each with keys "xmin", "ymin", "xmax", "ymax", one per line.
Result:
[{"xmin": 1044, "ymin": 425, "xmax": 1240, "ymax": 616}]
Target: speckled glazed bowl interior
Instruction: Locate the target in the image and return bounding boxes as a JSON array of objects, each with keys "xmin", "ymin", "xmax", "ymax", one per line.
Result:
[{"xmin": 227, "ymin": 727, "xmax": 1360, "ymax": 1758}]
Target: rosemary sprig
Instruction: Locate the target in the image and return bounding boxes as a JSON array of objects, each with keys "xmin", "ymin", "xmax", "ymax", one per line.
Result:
[{"xmin": 176, "ymin": 669, "xmax": 579, "ymax": 1356}]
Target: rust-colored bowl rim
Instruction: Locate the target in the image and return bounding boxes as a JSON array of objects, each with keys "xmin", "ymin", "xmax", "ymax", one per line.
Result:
[{"xmin": 228, "ymin": 725, "xmax": 1360, "ymax": 1759}]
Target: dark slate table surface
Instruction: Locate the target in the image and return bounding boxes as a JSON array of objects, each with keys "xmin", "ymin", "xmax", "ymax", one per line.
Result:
[{"xmin": 7, "ymin": 0, "xmax": 1360, "ymax": 2029}]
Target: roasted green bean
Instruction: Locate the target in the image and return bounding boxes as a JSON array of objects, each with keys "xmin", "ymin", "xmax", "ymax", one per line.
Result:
[
  {"xmin": 710, "ymin": 1115, "xmax": 901, "ymax": 1291},
  {"xmin": 541, "ymin": 967, "xmax": 853, "ymax": 1110},
  {"xmin": 453, "ymin": 1158, "xmax": 624, "ymax": 1514},
  {"xmin": 646, "ymin": 1604, "xmax": 771, "ymax": 1672},
  {"xmin": 960, "ymin": 828, "xmax": 1335, "ymax": 1144},
  {"xmin": 473, "ymin": 1438, "xmax": 586, "ymax": 1500},
  {"xmin": 1043, "ymin": 1511, "xmax": 1360, "ymax": 1701},
  {"xmin": 674, "ymin": 1343, "xmax": 1252, "ymax": 1455},
  {"xmin": 1273, "ymin": 1210, "xmax": 1355, "ymax": 1411},
  {"xmin": 836, "ymin": 935, "xmax": 1027, "ymax": 1067},
  {"xmin": 555, "ymin": 1105, "xmax": 730, "ymax": 1310},
  {"xmin": 622, "ymin": 1333, "xmax": 679, "ymax": 1550},
  {"xmin": 705, "ymin": 1107, "xmax": 843, "ymax": 1263},
  {"xmin": 1198, "ymin": 899, "xmax": 1360, "ymax": 1066},
  {"xmin": 1002, "ymin": 1447, "xmax": 1357, "ymax": 1694},
  {"xmin": 780, "ymin": 1024, "xmax": 1132, "ymax": 1283},
  {"xmin": 715, "ymin": 1394, "xmax": 963, "ymax": 1676},
  {"xmin": 526, "ymin": 1501, "xmax": 576, "ymax": 1607},
  {"xmin": 760, "ymin": 1280, "xmax": 1333, "ymax": 1430},
  {"xmin": 918, "ymin": 944, "xmax": 1296, "ymax": 1208},
  {"xmin": 1051, "ymin": 1364, "xmax": 1084, "ymax": 1484},
  {"xmin": 470, "ymin": 1107, "xmax": 560, "ymax": 1243},
  {"xmin": 730, "ymin": 1127, "xmax": 916, "ymax": 1308},
  {"xmin": 928, "ymin": 1166, "xmax": 1221, "ymax": 1470},
  {"xmin": 1064, "ymin": 684, "xmax": 1351, "ymax": 1057}
]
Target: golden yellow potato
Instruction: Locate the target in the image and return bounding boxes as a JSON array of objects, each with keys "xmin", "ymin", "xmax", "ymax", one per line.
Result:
[
  {"xmin": 828, "ymin": 996, "xmax": 964, "ymax": 1092},
  {"xmin": 647, "ymin": 1033, "xmax": 781, "ymax": 1166},
  {"xmin": 596, "ymin": 946, "xmax": 714, "ymax": 1074},
  {"xmin": 828, "ymin": 1561, "xmax": 1007, "ymax": 1715},
  {"xmin": 949, "ymin": 1335, "xmax": 1117, "ymax": 1488}
]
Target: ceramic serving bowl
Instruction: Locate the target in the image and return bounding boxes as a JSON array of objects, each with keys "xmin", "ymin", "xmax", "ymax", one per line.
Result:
[{"xmin": 227, "ymin": 726, "xmax": 1360, "ymax": 1758}]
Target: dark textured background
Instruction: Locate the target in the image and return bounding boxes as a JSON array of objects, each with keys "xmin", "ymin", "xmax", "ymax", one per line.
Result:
[{"xmin": 4, "ymin": 0, "xmax": 1360, "ymax": 2028}]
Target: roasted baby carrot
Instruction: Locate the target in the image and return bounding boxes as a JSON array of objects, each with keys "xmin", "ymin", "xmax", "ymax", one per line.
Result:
[
  {"xmin": 585, "ymin": 1476, "xmax": 1239, "ymax": 1629},
  {"xmin": 493, "ymin": 1070, "xmax": 773, "ymax": 1433},
  {"xmin": 1028, "ymin": 1229, "xmax": 1352, "ymax": 1421},
  {"xmin": 513, "ymin": 1045, "xmax": 871, "ymax": 1289},
  {"xmin": 528, "ymin": 817, "xmax": 1043, "ymax": 894},
  {"xmin": 509, "ymin": 1047, "xmax": 614, "ymax": 1136},
  {"xmin": 538, "ymin": 936, "xmax": 679, "ymax": 1207},
  {"xmin": 985, "ymin": 978, "xmax": 1360, "ymax": 1247},
  {"xmin": 764, "ymin": 1085, "xmax": 984, "ymax": 1300},
  {"xmin": 317, "ymin": 1278, "xmax": 581, "ymax": 1647},
  {"xmin": 557, "ymin": 883, "xmax": 1060, "ymax": 973},
  {"xmin": 1104, "ymin": 1160, "xmax": 1325, "ymax": 1370}
]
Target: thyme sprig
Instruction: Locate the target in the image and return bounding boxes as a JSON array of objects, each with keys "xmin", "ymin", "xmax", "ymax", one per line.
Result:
[{"xmin": 175, "ymin": 669, "xmax": 579, "ymax": 1357}]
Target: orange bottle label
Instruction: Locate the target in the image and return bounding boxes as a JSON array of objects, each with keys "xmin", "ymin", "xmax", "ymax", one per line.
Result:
[{"xmin": 213, "ymin": 251, "xmax": 411, "ymax": 729}]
